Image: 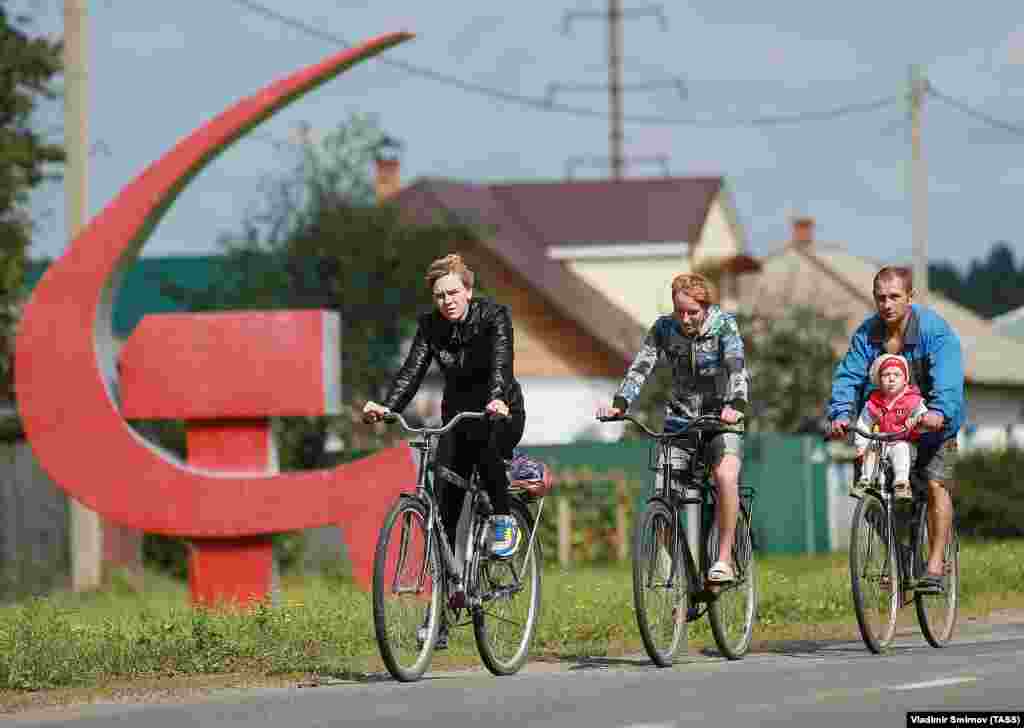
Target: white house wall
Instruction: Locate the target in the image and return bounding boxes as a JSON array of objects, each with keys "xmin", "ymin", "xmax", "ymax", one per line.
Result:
[
  {"xmin": 386, "ymin": 376, "xmax": 624, "ymax": 445},
  {"xmin": 565, "ymin": 256, "xmax": 690, "ymax": 326},
  {"xmin": 963, "ymin": 384, "xmax": 1024, "ymax": 449},
  {"xmin": 692, "ymin": 196, "xmax": 742, "ymax": 265},
  {"xmin": 519, "ymin": 377, "xmax": 625, "ymax": 445}
]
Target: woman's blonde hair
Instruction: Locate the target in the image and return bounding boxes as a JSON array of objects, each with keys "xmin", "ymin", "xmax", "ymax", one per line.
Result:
[
  {"xmin": 426, "ymin": 253, "xmax": 475, "ymax": 291},
  {"xmin": 670, "ymin": 272, "xmax": 717, "ymax": 306}
]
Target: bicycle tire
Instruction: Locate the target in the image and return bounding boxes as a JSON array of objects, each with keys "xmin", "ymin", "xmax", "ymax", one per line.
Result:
[
  {"xmin": 372, "ymin": 496, "xmax": 441, "ymax": 682},
  {"xmin": 473, "ymin": 499, "xmax": 542, "ymax": 676},
  {"xmin": 633, "ymin": 498, "xmax": 689, "ymax": 667},
  {"xmin": 849, "ymin": 494, "xmax": 898, "ymax": 653},
  {"xmin": 707, "ymin": 505, "xmax": 757, "ymax": 660},
  {"xmin": 914, "ymin": 504, "xmax": 959, "ymax": 648}
]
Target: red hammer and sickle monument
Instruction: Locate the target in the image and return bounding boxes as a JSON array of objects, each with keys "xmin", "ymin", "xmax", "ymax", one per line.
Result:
[{"xmin": 15, "ymin": 32, "xmax": 417, "ymax": 606}]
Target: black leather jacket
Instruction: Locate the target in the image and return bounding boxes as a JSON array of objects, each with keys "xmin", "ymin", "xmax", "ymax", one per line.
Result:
[{"xmin": 382, "ymin": 297, "xmax": 525, "ymax": 421}]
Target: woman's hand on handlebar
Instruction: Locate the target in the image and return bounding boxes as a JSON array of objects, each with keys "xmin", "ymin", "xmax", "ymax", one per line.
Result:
[
  {"xmin": 485, "ymin": 399, "xmax": 510, "ymax": 418},
  {"xmin": 362, "ymin": 400, "xmax": 391, "ymax": 424},
  {"xmin": 595, "ymin": 405, "xmax": 623, "ymax": 421}
]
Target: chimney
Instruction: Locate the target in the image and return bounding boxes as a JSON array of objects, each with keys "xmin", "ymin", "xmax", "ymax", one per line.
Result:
[
  {"xmin": 374, "ymin": 135, "xmax": 403, "ymax": 202},
  {"xmin": 791, "ymin": 216, "xmax": 815, "ymax": 246}
]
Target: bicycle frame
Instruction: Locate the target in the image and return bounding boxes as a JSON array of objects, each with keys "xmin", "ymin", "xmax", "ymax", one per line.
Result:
[
  {"xmin": 852, "ymin": 428, "xmax": 929, "ymax": 605},
  {"xmin": 383, "ymin": 411, "xmax": 542, "ymax": 611},
  {"xmin": 607, "ymin": 414, "xmax": 753, "ymax": 614}
]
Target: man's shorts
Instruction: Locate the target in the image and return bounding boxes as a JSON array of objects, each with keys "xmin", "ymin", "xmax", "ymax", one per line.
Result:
[
  {"xmin": 912, "ymin": 435, "xmax": 958, "ymax": 485},
  {"xmin": 656, "ymin": 432, "xmax": 743, "ymax": 475}
]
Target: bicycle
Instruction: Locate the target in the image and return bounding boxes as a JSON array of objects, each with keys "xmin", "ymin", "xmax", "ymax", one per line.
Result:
[
  {"xmin": 370, "ymin": 411, "xmax": 544, "ymax": 682},
  {"xmin": 598, "ymin": 413, "xmax": 757, "ymax": 664},
  {"xmin": 845, "ymin": 426, "xmax": 960, "ymax": 654}
]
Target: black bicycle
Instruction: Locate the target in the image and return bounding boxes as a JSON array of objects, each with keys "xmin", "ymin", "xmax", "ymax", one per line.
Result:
[
  {"xmin": 370, "ymin": 411, "xmax": 544, "ymax": 682},
  {"xmin": 599, "ymin": 413, "xmax": 757, "ymax": 664},
  {"xmin": 846, "ymin": 427, "xmax": 960, "ymax": 653}
]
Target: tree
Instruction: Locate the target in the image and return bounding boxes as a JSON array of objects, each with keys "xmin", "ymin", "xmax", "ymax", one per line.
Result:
[
  {"xmin": 158, "ymin": 114, "xmax": 480, "ymax": 466},
  {"xmin": 929, "ymin": 241, "xmax": 1024, "ymax": 319},
  {"xmin": 0, "ymin": 5, "xmax": 64, "ymax": 400},
  {"xmin": 739, "ymin": 306, "xmax": 847, "ymax": 432},
  {"xmin": 621, "ymin": 305, "xmax": 847, "ymax": 435}
]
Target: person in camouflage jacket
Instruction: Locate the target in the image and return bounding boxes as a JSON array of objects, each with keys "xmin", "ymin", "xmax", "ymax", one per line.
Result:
[{"xmin": 597, "ymin": 273, "xmax": 750, "ymax": 584}]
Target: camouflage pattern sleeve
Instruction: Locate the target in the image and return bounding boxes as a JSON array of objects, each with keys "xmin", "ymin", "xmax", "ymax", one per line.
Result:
[
  {"xmin": 614, "ymin": 321, "xmax": 661, "ymax": 410},
  {"xmin": 720, "ymin": 314, "xmax": 750, "ymax": 414}
]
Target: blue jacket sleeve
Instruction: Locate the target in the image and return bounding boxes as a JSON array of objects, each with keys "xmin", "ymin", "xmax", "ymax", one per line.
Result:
[
  {"xmin": 828, "ymin": 327, "xmax": 872, "ymax": 422},
  {"xmin": 923, "ymin": 320, "xmax": 964, "ymax": 427}
]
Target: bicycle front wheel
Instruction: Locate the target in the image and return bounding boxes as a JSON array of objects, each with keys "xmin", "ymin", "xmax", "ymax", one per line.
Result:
[
  {"xmin": 472, "ymin": 499, "xmax": 541, "ymax": 676},
  {"xmin": 914, "ymin": 504, "xmax": 959, "ymax": 647},
  {"xmin": 372, "ymin": 496, "xmax": 441, "ymax": 682},
  {"xmin": 849, "ymin": 494, "xmax": 898, "ymax": 653},
  {"xmin": 707, "ymin": 506, "xmax": 757, "ymax": 660},
  {"xmin": 633, "ymin": 499, "xmax": 689, "ymax": 667}
]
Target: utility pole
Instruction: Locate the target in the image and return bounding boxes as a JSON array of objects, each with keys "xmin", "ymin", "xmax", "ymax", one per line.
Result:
[
  {"xmin": 552, "ymin": 1, "xmax": 681, "ymax": 180},
  {"xmin": 608, "ymin": 0, "xmax": 624, "ymax": 179},
  {"xmin": 910, "ymin": 64, "xmax": 929, "ymax": 303},
  {"xmin": 64, "ymin": 0, "xmax": 103, "ymax": 591}
]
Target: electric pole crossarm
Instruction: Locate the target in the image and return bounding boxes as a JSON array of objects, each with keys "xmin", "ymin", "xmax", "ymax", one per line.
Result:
[
  {"xmin": 547, "ymin": 78, "xmax": 687, "ymax": 104},
  {"xmin": 561, "ymin": 5, "xmax": 667, "ymax": 34}
]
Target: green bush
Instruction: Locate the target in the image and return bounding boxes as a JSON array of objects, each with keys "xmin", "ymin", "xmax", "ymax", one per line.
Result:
[{"xmin": 954, "ymin": 448, "xmax": 1024, "ymax": 538}]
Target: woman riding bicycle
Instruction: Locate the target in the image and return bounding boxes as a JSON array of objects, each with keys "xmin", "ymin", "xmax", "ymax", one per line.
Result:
[
  {"xmin": 596, "ymin": 272, "xmax": 750, "ymax": 584},
  {"xmin": 363, "ymin": 253, "xmax": 527, "ymax": 565}
]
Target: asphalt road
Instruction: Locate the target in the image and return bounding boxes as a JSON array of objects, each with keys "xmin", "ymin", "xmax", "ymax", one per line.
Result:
[{"xmin": 9, "ymin": 621, "xmax": 1024, "ymax": 727}]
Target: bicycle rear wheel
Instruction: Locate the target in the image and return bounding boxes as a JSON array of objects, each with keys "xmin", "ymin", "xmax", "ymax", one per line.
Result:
[
  {"xmin": 914, "ymin": 504, "xmax": 959, "ymax": 647},
  {"xmin": 473, "ymin": 499, "xmax": 541, "ymax": 676},
  {"xmin": 633, "ymin": 499, "xmax": 689, "ymax": 667},
  {"xmin": 707, "ymin": 506, "xmax": 757, "ymax": 660},
  {"xmin": 849, "ymin": 494, "xmax": 898, "ymax": 653},
  {"xmin": 372, "ymin": 497, "xmax": 440, "ymax": 682}
]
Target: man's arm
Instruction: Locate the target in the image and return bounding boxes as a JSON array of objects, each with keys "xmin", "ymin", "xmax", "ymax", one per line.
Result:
[
  {"xmin": 612, "ymin": 322, "xmax": 661, "ymax": 412},
  {"xmin": 924, "ymin": 324, "xmax": 964, "ymax": 430},
  {"xmin": 828, "ymin": 326, "xmax": 872, "ymax": 422}
]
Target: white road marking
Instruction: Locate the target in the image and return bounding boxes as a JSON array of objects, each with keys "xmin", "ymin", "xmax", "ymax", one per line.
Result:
[{"xmin": 886, "ymin": 676, "xmax": 978, "ymax": 691}]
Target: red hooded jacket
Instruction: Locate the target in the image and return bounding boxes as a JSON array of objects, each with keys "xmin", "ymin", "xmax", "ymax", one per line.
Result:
[{"xmin": 865, "ymin": 384, "xmax": 926, "ymax": 440}]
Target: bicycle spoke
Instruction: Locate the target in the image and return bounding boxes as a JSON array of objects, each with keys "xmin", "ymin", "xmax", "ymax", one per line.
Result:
[
  {"xmin": 708, "ymin": 508, "xmax": 756, "ymax": 660},
  {"xmin": 850, "ymin": 496, "xmax": 898, "ymax": 653},
  {"xmin": 373, "ymin": 500, "xmax": 440, "ymax": 682},
  {"xmin": 633, "ymin": 501, "xmax": 688, "ymax": 666},
  {"xmin": 915, "ymin": 507, "xmax": 959, "ymax": 647},
  {"xmin": 473, "ymin": 502, "xmax": 541, "ymax": 676}
]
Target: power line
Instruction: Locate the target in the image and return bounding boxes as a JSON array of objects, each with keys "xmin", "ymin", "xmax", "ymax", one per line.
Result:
[
  {"xmin": 927, "ymin": 86, "xmax": 1024, "ymax": 138},
  {"xmin": 226, "ymin": 0, "xmax": 902, "ymax": 129}
]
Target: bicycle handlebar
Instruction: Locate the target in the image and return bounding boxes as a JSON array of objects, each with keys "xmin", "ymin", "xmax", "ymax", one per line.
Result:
[
  {"xmin": 597, "ymin": 413, "xmax": 742, "ymax": 440},
  {"xmin": 373, "ymin": 410, "xmax": 499, "ymax": 436},
  {"xmin": 848, "ymin": 426, "xmax": 916, "ymax": 442}
]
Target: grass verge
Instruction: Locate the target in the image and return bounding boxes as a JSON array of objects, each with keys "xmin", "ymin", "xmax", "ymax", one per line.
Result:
[{"xmin": 1, "ymin": 539, "xmax": 1022, "ymax": 708}]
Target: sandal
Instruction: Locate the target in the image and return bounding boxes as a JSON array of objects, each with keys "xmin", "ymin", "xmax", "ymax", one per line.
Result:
[{"xmin": 708, "ymin": 561, "xmax": 735, "ymax": 584}]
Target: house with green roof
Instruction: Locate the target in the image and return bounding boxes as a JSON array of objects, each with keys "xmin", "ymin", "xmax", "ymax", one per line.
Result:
[{"xmin": 25, "ymin": 255, "xmax": 223, "ymax": 340}]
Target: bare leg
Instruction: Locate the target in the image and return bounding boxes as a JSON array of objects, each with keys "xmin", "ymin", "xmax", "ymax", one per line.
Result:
[
  {"xmin": 926, "ymin": 479, "xmax": 953, "ymax": 577},
  {"xmin": 713, "ymin": 454, "xmax": 741, "ymax": 567}
]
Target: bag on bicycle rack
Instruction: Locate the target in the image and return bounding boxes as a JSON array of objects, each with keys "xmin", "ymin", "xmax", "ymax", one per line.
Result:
[{"xmin": 506, "ymin": 449, "xmax": 553, "ymax": 498}]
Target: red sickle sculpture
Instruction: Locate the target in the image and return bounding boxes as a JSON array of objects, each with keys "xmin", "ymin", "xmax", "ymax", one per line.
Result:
[{"xmin": 15, "ymin": 32, "xmax": 417, "ymax": 603}]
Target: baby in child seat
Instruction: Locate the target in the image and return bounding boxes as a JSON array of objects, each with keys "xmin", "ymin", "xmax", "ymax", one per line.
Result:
[{"xmin": 852, "ymin": 353, "xmax": 928, "ymax": 500}]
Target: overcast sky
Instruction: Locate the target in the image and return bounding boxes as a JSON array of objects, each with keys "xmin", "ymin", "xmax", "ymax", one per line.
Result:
[{"xmin": 19, "ymin": 0, "xmax": 1024, "ymax": 268}]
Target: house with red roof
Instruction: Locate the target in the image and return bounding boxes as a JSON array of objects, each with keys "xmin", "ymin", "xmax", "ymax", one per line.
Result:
[{"xmin": 378, "ymin": 161, "xmax": 761, "ymax": 444}]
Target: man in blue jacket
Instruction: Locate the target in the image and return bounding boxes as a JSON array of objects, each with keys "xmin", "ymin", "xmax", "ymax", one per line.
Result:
[{"xmin": 828, "ymin": 266, "xmax": 964, "ymax": 593}]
